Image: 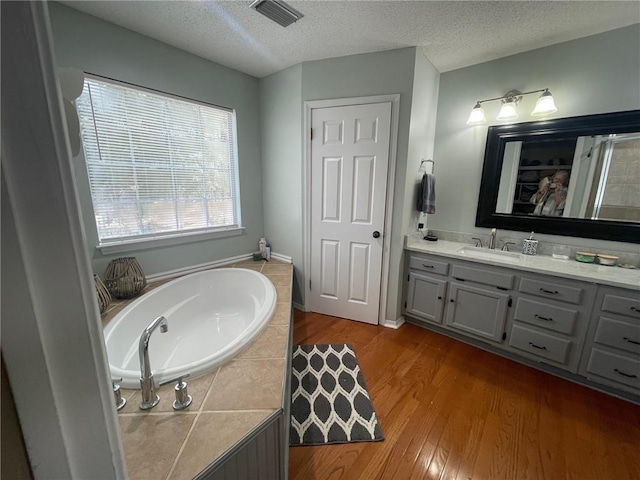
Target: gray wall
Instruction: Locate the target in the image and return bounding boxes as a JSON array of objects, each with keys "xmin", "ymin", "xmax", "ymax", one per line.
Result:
[
  {"xmin": 259, "ymin": 48, "xmax": 440, "ymax": 319},
  {"xmin": 300, "ymin": 48, "xmax": 419, "ymax": 320},
  {"xmin": 431, "ymin": 24, "xmax": 640, "ymax": 253},
  {"xmin": 49, "ymin": 3, "xmax": 264, "ymax": 277},
  {"xmin": 259, "ymin": 64, "xmax": 304, "ymax": 303},
  {"xmin": 405, "ymin": 49, "xmax": 441, "ymax": 234},
  {"xmin": 401, "ymin": 50, "xmax": 440, "ymax": 316}
]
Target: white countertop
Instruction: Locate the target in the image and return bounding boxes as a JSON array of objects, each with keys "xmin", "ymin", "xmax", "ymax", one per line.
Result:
[{"xmin": 405, "ymin": 235, "xmax": 640, "ymax": 291}]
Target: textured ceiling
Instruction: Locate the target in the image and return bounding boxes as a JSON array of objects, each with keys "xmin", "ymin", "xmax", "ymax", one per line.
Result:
[{"xmin": 60, "ymin": 1, "xmax": 640, "ymax": 78}]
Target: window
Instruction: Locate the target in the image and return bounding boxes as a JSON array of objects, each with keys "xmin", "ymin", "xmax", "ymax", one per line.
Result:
[{"xmin": 76, "ymin": 77, "xmax": 241, "ymax": 248}]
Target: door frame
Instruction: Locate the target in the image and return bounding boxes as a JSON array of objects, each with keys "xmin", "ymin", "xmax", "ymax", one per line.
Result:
[{"xmin": 303, "ymin": 95, "xmax": 400, "ymax": 325}]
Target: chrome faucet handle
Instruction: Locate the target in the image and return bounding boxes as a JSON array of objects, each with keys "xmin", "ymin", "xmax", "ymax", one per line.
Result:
[
  {"xmin": 112, "ymin": 378, "xmax": 126, "ymax": 411},
  {"xmin": 160, "ymin": 374, "xmax": 193, "ymax": 410},
  {"xmin": 501, "ymin": 242, "xmax": 516, "ymax": 251},
  {"xmin": 471, "ymin": 237, "xmax": 483, "ymax": 248}
]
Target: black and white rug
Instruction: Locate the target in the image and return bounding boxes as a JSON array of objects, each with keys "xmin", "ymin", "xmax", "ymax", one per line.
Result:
[{"xmin": 290, "ymin": 343, "xmax": 384, "ymax": 446}]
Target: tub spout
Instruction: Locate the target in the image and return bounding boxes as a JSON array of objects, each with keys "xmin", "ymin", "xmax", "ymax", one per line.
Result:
[{"xmin": 139, "ymin": 316, "xmax": 168, "ymax": 410}]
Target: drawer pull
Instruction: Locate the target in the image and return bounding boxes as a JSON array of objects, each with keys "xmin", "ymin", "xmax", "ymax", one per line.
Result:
[
  {"xmin": 534, "ymin": 314, "xmax": 553, "ymax": 322},
  {"xmin": 528, "ymin": 342, "xmax": 547, "ymax": 350},
  {"xmin": 623, "ymin": 337, "xmax": 640, "ymax": 346},
  {"xmin": 421, "ymin": 264, "xmax": 434, "ymax": 269},
  {"xmin": 539, "ymin": 288, "xmax": 559, "ymax": 295},
  {"xmin": 631, "ymin": 306, "xmax": 640, "ymax": 313},
  {"xmin": 614, "ymin": 368, "xmax": 638, "ymax": 379}
]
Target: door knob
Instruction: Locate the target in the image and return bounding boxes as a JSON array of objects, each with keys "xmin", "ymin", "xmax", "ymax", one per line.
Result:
[{"xmin": 372, "ymin": 231, "xmax": 380, "ymax": 238}]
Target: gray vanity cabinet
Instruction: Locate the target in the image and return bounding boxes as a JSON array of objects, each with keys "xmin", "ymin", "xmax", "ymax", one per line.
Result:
[
  {"xmin": 406, "ymin": 272, "xmax": 447, "ymax": 324},
  {"xmin": 445, "ymin": 283, "xmax": 509, "ymax": 343},
  {"xmin": 579, "ymin": 286, "xmax": 640, "ymax": 394},
  {"xmin": 404, "ymin": 254, "xmax": 449, "ymax": 325},
  {"xmin": 403, "ymin": 248, "xmax": 640, "ymax": 404},
  {"xmin": 505, "ymin": 273, "xmax": 595, "ymax": 373},
  {"xmin": 404, "ymin": 253, "xmax": 513, "ymax": 342},
  {"xmin": 443, "ymin": 263, "xmax": 513, "ymax": 343}
]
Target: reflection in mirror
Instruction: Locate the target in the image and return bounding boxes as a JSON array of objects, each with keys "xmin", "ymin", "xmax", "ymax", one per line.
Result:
[
  {"xmin": 476, "ymin": 110, "xmax": 640, "ymax": 243},
  {"xmin": 496, "ymin": 133, "xmax": 640, "ymax": 223}
]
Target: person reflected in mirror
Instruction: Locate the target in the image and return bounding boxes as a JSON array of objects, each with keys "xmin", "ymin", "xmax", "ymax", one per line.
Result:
[{"xmin": 530, "ymin": 170, "xmax": 569, "ymax": 216}]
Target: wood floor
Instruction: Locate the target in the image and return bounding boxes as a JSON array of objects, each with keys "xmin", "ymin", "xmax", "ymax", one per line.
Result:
[{"xmin": 288, "ymin": 311, "xmax": 640, "ymax": 480}]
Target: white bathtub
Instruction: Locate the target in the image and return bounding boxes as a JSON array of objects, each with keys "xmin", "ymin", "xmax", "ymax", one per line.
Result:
[{"xmin": 103, "ymin": 268, "xmax": 276, "ymax": 388}]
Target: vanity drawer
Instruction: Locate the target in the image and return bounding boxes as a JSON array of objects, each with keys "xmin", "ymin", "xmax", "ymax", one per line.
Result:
[
  {"xmin": 409, "ymin": 255, "xmax": 449, "ymax": 276},
  {"xmin": 519, "ymin": 277, "xmax": 583, "ymax": 304},
  {"xmin": 451, "ymin": 265, "xmax": 513, "ymax": 289},
  {"xmin": 509, "ymin": 324, "xmax": 571, "ymax": 365},
  {"xmin": 594, "ymin": 316, "xmax": 640, "ymax": 355},
  {"xmin": 586, "ymin": 348, "xmax": 640, "ymax": 390},
  {"xmin": 601, "ymin": 293, "xmax": 640, "ymax": 320},
  {"xmin": 513, "ymin": 298, "xmax": 577, "ymax": 335}
]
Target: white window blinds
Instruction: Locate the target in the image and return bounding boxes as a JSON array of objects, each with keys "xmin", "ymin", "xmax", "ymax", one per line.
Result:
[{"xmin": 76, "ymin": 77, "xmax": 240, "ymax": 244}]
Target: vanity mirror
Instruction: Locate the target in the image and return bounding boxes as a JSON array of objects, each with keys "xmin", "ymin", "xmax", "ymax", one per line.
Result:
[{"xmin": 476, "ymin": 110, "xmax": 640, "ymax": 243}]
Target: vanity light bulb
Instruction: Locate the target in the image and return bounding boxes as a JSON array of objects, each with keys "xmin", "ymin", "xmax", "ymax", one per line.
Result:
[
  {"xmin": 496, "ymin": 100, "xmax": 519, "ymax": 121},
  {"xmin": 531, "ymin": 90, "xmax": 558, "ymax": 116},
  {"xmin": 466, "ymin": 103, "xmax": 486, "ymax": 125}
]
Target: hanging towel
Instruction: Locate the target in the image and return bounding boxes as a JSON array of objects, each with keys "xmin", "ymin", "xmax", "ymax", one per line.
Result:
[{"xmin": 416, "ymin": 173, "xmax": 436, "ymax": 214}]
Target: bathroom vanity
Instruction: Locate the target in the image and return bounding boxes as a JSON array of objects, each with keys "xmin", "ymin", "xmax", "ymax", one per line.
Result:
[{"xmin": 403, "ymin": 235, "xmax": 640, "ymax": 403}]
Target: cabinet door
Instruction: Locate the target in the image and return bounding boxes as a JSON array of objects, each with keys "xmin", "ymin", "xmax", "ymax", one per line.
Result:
[
  {"xmin": 445, "ymin": 282, "xmax": 509, "ymax": 342},
  {"xmin": 406, "ymin": 272, "xmax": 447, "ymax": 324}
]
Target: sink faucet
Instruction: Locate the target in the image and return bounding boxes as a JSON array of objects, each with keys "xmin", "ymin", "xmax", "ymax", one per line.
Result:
[
  {"xmin": 139, "ymin": 316, "xmax": 168, "ymax": 410},
  {"xmin": 489, "ymin": 228, "xmax": 498, "ymax": 250}
]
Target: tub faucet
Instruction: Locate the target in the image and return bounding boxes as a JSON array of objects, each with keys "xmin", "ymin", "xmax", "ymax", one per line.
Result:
[
  {"xmin": 489, "ymin": 228, "xmax": 498, "ymax": 250},
  {"xmin": 139, "ymin": 316, "xmax": 168, "ymax": 410}
]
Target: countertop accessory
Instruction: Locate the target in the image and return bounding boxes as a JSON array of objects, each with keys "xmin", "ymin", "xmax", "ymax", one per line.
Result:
[
  {"xmin": 522, "ymin": 232, "xmax": 538, "ymax": 255},
  {"xmin": 597, "ymin": 254, "xmax": 619, "ymax": 266},
  {"xmin": 423, "ymin": 230, "xmax": 438, "ymax": 241},
  {"xmin": 575, "ymin": 251, "xmax": 596, "ymax": 263},
  {"xmin": 618, "ymin": 263, "xmax": 636, "ymax": 269},
  {"xmin": 104, "ymin": 257, "xmax": 146, "ymax": 299},
  {"xmin": 552, "ymin": 245, "xmax": 570, "ymax": 260},
  {"xmin": 112, "ymin": 378, "xmax": 126, "ymax": 411}
]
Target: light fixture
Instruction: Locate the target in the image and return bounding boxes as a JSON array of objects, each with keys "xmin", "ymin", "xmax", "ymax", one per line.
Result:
[
  {"xmin": 531, "ymin": 89, "xmax": 558, "ymax": 116},
  {"xmin": 466, "ymin": 102, "xmax": 486, "ymax": 125},
  {"xmin": 467, "ymin": 88, "xmax": 557, "ymax": 125},
  {"xmin": 496, "ymin": 90, "xmax": 521, "ymax": 121}
]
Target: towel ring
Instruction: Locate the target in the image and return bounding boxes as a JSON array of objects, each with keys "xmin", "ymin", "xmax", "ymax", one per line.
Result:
[{"xmin": 420, "ymin": 158, "xmax": 435, "ymax": 174}]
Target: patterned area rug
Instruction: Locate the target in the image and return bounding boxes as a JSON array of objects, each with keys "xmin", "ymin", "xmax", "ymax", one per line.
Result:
[{"xmin": 290, "ymin": 343, "xmax": 384, "ymax": 446}]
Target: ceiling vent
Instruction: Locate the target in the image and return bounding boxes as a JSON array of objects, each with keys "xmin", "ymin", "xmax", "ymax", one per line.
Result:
[{"xmin": 250, "ymin": 0, "xmax": 304, "ymax": 28}]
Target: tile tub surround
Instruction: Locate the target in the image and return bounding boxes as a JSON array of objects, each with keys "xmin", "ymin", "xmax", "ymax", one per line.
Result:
[
  {"xmin": 405, "ymin": 234, "xmax": 640, "ymax": 291},
  {"xmin": 101, "ymin": 259, "xmax": 293, "ymax": 480}
]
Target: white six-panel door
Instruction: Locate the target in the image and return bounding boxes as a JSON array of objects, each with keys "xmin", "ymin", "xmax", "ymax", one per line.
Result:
[{"xmin": 309, "ymin": 102, "xmax": 392, "ymax": 324}]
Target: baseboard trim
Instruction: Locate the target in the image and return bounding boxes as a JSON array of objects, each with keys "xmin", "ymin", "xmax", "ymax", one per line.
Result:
[
  {"xmin": 146, "ymin": 253, "xmax": 253, "ymax": 282},
  {"xmin": 292, "ymin": 301, "xmax": 305, "ymax": 312},
  {"xmin": 382, "ymin": 315, "xmax": 405, "ymax": 329},
  {"xmin": 271, "ymin": 252, "xmax": 292, "ymax": 264}
]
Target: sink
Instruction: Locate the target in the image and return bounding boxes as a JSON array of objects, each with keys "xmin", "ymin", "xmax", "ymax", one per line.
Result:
[{"xmin": 458, "ymin": 246, "xmax": 522, "ymax": 262}]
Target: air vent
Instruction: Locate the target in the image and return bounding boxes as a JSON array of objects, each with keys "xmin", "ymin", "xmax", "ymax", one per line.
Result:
[{"xmin": 250, "ymin": 0, "xmax": 304, "ymax": 28}]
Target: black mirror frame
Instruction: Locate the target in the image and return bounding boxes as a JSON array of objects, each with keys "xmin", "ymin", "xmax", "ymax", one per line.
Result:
[{"xmin": 476, "ymin": 110, "xmax": 640, "ymax": 244}]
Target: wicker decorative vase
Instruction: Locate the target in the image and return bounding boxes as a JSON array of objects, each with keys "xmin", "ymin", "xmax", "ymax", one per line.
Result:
[
  {"xmin": 94, "ymin": 274, "xmax": 111, "ymax": 314},
  {"xmin": 104, "ymin": 257, "xmax": 147, "ymax": 299}
]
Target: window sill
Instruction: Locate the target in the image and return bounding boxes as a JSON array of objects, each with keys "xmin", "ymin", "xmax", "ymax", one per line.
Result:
[{"xmin": 96, "ymin": 227, "xmax": 245, "ymax": 255}]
